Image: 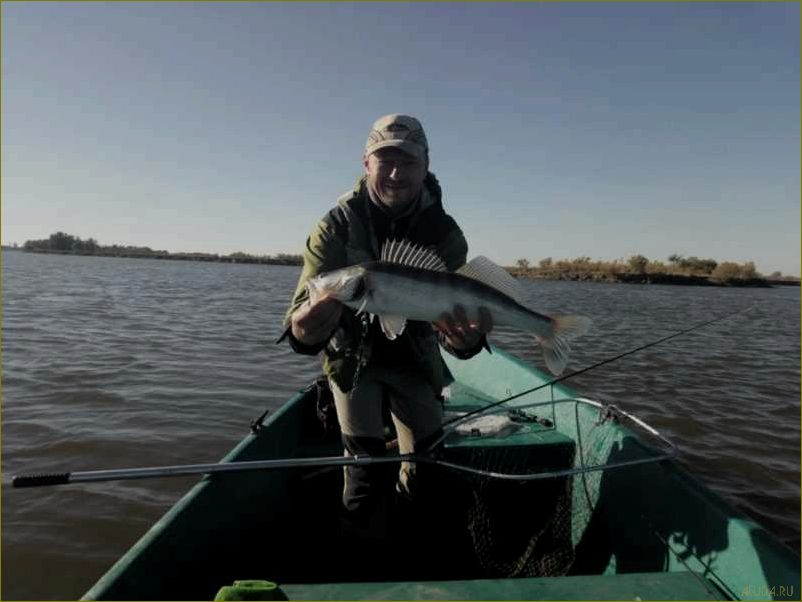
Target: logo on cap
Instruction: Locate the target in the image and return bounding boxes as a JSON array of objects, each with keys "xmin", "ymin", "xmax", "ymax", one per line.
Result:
[{"xmin": 385, "ymin": 123, "xmax": 410, "ymax": 133}]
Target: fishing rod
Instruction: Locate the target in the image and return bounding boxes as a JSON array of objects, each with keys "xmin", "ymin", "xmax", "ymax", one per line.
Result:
[
  {"xmin": 438, "ymin": 305, "xmax": 755, "ymax": 433},
  {"xmin": 11, "ymin": 306, "xmax": 751, "ymax": 489}
]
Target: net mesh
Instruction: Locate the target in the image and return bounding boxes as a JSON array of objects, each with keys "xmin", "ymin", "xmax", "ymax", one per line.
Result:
[
  {"xmin": 442, "ymin": 399, "xmax": 629, "ymax": 579},
  {"xmin": 466, "ymin": 470, "xmax": 575, "ymax": 577}
]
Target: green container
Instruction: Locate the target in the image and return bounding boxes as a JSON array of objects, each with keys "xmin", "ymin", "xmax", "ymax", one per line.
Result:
[{"xmin": 214, "ymin": 580, "xmax": 284, "ymax": 601}]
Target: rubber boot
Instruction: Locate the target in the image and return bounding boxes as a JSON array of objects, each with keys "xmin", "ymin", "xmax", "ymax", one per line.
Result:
[
  {"xmin": 339, "ymin": 434, "xmax": 395, "ymax": 579},
  {"xmin": 391, "ymin": 429, "xmax": 452, "ymax": 578}
]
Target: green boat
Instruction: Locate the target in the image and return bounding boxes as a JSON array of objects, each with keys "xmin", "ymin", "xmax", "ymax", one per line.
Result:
[{"xmin": 79, "ymin": 347, "xmax": 799, "ymax": 601}]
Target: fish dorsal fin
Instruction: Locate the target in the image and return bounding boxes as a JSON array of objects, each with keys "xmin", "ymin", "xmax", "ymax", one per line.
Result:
[
  {"xmin": 456, "ymin": 256, "xmax": 524, "ymax": 303},
  {"xmin": 380, "ymin": 239, "xmax": 447, "ymax": 272}
]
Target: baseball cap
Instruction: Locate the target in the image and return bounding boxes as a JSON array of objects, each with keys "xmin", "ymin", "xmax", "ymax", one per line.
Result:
[{"xmin": 364, "ymin": 114, "xmax": 429, "ymax": 161}]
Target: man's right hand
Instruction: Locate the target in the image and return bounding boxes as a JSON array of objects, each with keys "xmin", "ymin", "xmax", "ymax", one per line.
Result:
[{"xmin": 291, "ymin": 296, "xmax": 344, "ymax": 347}]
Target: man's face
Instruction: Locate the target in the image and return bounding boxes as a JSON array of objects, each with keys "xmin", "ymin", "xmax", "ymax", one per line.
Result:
[{"xmin": 364, "ymin": 147, "xmax": 427, "ymax": 213}]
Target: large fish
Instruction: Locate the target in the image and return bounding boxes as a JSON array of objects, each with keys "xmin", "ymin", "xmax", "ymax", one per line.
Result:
[{"xmin": 307, "ymin": 240, "xmax": 591, "ymax": 375}]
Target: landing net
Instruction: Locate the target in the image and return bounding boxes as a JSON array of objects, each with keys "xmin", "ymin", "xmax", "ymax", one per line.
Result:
[{"xmin": 432, "ymin": 397, "xmax": 677, "ymax": 578}]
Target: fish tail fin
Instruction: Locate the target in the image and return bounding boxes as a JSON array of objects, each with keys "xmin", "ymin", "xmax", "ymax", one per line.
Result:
[{"xmin": 535, "ymin": 315, "xmax": 592, "ymax": 376}]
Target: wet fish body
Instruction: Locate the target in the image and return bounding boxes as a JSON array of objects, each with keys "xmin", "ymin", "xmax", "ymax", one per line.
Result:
[
  {"xmin": 355, "ymin": 261, "xmax": 553, "ymax": 335},
  {"xmin": 307, "ymin": 241, "xmax": 590, "ymax": 375}
]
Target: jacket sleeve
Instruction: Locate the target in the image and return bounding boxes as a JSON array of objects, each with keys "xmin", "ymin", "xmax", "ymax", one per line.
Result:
[{"xmin": 281, "ymin": 211, "xmax": 348, "ymax": 354}]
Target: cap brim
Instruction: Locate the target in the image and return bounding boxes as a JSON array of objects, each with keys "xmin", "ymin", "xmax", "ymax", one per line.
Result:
[{"xmin": 365, "ymin": 140, "xmax": 426, "ymax": 160}]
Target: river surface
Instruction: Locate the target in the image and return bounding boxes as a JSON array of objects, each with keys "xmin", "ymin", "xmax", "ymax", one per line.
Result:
[{"xmin": 2, "ymin": 250, "xmax": 799, "ymax": 600}]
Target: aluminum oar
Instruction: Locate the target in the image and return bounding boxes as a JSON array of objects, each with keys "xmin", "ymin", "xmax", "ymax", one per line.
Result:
[{"xmin": 12, "ymin": 395, "xmax": 679, "ymax": 488}]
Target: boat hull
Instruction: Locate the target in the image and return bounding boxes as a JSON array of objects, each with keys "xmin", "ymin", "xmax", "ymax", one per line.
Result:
[{"xmin": 82, "ymin": 347, "xmax": 800, "ymax": 601}]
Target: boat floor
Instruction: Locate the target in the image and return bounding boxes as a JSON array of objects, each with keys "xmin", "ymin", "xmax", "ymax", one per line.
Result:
[
  {"xmin": 213, "ymin": 464, "xmax": 727, "ymax": 601},
  {"xmin": 261, "ymin": 432, "xmax": 581, "ymax": 587}
]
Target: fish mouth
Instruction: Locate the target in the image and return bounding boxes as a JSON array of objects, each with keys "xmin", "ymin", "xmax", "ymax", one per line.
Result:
[{"xmin": 307, "ymin": 268, "xmax": 367, "ymax": 305}]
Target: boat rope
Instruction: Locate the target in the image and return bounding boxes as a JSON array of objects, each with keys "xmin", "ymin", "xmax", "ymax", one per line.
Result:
[{"xmin": 436, "ymin": 305, "xmax": 755, "ymax": 436}]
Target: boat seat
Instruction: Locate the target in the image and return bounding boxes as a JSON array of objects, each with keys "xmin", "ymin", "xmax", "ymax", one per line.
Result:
[
  {"xmin": 279, "ymin": 571, "xmax": 726, "ymax": 600},
  {"xmin": 441, "ymin": 380, "xmax": 576, "ymax": 474},
  {"xmin": 442, "ymin": 420, "xmax": 576, "ymax": 477}
]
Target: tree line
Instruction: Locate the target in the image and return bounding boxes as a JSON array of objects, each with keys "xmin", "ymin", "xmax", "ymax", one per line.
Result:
[
  {"xmin": 512, "ymin": 253, "xmax": 797, "ymax": 285},
  {"xmin": 11, "ymin": 233, "xmax": 796, "ymax": 283},
  {"xmin": 19, "ymin": 232, "xmax": 303, "ymax": 266}
]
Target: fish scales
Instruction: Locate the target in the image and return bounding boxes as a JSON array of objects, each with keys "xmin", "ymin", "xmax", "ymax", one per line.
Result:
[{"xmin": 366, "ymin": 262, "xmax": 553, "ymax": 337}]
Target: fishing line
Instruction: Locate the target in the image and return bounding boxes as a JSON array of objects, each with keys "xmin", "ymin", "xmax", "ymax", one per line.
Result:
[{"xmin": 438, "ymin": 305, "xmax": 755, "ymax": 433}]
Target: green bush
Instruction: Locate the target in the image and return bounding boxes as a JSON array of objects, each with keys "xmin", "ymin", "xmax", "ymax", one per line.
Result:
[
  {"xmin": 628, "ymin": 255, "xmax": 648, "ymax": 274},
  {"xmin": 710, "ymin": 261, "xmax": 759, "ymax": 283}
]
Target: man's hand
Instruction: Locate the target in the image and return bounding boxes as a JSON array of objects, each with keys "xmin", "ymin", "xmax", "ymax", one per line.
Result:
[
  {"xmin": 434, "ymin": 305, "xmax": 493, "ymax": 350},
  {"xmin": 291, "ymin": 296, "xmax": 343, "ymax": 346}
]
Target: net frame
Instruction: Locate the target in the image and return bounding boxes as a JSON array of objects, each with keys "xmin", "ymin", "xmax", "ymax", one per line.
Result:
[{"xmin": 433, "ymin": 397, "xmax": 678, "ymax": 481}]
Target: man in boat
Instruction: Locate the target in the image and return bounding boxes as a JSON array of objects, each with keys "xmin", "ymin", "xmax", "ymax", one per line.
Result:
[{"xmin": 281, "ymin": 114, "xmax": 492, "ymax": 539}]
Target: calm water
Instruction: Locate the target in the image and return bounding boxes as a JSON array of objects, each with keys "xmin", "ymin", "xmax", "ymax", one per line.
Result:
[{"xmin": 2, "ymin": 251, "xmax": 799, "ymax": 600}]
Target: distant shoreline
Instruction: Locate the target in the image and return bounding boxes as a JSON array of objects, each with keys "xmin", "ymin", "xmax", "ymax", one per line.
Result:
[
  {"xmin": 507, "ymin": 267, "xmax": 799, "ymax": 288},
  {"xmin": 5, "ymin": 246, "xmax": 798, "ymax": 287},
  {"xmin": 4, "ymin": 246, "xmax": 303, "ymax": 266}
]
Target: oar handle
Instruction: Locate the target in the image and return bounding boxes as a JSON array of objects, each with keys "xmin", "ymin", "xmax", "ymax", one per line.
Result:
[{"xmin": 13, "ymin": 473, "xmax": 71, "ymax": 488}]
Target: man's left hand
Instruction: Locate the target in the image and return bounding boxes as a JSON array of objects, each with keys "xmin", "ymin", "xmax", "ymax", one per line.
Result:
[{"xmin": 434, "ymin": 305, "xmax": 493, "ymax": 350}]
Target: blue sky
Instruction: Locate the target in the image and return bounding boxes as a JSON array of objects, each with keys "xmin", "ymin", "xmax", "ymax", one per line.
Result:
[{"xmin": 3, "ymin": 2, "xmax": 800, "ymax": 275}]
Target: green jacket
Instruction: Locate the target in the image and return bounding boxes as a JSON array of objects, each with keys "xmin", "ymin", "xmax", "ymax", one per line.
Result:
[{"xmin": 283, "ymin": 173, "xmax": 470, "ymax": 394}]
